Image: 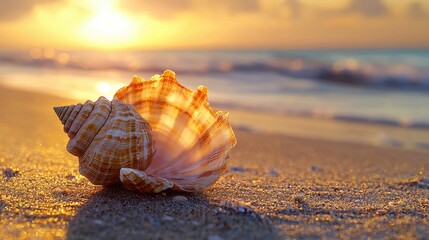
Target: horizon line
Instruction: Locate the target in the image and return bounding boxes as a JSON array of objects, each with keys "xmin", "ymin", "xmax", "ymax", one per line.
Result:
[{"xmin": 1, "ymin": 46, "xmax": 429, "ymax": 53}]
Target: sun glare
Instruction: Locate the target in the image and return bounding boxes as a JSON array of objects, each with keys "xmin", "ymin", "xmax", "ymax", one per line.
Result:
[
  {"xmin": 95, "ymin": 81, "xmax": 125, "ymax": 99},
  {"xmin": 96, "ymin": 81, "xmax": 112, "ymax": 95},
  {"xmin": 80, "ymin": 1, "xmax": 137, "ymax": 48}
]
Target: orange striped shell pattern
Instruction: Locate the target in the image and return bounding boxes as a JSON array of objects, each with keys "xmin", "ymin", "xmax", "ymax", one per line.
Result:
[
  {"xmin": 115, "ymin": 70, "xmax": 237, "ymax": 193},
  {"xmin": 54, "ymin": 70, "xmax": 237, "ymax": 193},
  {"xmin": 54, "ymin": 97, "xmax": 154, "ymax": 185}
]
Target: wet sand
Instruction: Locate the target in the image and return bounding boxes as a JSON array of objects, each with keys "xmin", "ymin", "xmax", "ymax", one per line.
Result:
[{"xmin": 1, "ymin": 86, "xmax": 428, "ymax": 239}]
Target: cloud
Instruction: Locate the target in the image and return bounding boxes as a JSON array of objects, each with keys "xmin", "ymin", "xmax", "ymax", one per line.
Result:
[
  {"xmin": 0, "ymin": 0, "xmax": 62, "ymax": 21},
  {"xmin": 284, "ymin": 0, "xmax": 301, "ymax": 18},
  {"xmin": 118, "ymin": 0, "xmax": 191, "ymax": 19},
  {"xmin": 344, "ymin": 0, "xmax": 388, "ymax": 17},
  {"xmin": 408, "ymin": 1, "xmax": 427, "ymax": 19},
  {"xmin": 119, "ymin": 0, "xmax": 260, "ymax": 19},
  {"xmin": 214, "ymin": 0, "xmax": 260, "ymax": 12}
]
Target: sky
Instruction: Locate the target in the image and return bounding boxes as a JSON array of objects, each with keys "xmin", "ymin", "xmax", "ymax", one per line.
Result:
[{"xmin": 0, "ymin": 0, "xmax": 428, "ymax": 50}]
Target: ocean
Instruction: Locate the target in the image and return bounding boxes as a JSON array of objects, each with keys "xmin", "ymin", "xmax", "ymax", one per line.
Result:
[{"xmin": 0, "ymin": 49, "xmax": 428, "ymax": 130}]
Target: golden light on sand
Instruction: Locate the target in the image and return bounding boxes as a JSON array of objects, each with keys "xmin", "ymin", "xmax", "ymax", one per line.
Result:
[
  {"xmin": 29, "ymin": 48, "xmax": 42, "ymax": 59},
  {"xmin": 43, "ymin": 48, "xmax": 56, "ymax": 59},
  {"xmin": 79, "ymin": 0, "xmax": 137, "ymax": 48},
  {"xmin": 56, "ymin": 53, "xmax": 70, "ymax": 65}
]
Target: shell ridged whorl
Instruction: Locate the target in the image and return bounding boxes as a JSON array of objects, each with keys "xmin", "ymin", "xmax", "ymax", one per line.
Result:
[
  {"xmin": 54, "ymin": 70, "xmax": 237, "ymax": 193},
  {"xmin": 114, "ymin": 70, "xmax": 237, "ymax": 192},
  {"xmin": 54, "ymin": 97, "xmax": 154, "ymax": 185}
]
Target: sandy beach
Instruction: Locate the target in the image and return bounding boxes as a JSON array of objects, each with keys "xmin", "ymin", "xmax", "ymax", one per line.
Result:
[{"xmin": 1, "ymin": 85, "xmax": 429, "ymax": 239}]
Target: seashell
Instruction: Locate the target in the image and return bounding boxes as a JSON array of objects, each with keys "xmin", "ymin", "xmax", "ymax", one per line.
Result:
[
  {"xmin": 54, "ymin": 70, "xmax": 237, "ymax": 193},
  {"xmin": 53, "ymin": 96, "xmax": 155, "ymax": 185}
]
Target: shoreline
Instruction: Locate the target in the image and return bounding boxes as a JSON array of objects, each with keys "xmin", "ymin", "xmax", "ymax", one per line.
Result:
[
  {"xmin": 226, "ymin": 107, "xmax": 429, "ymax": 153},
  {"xmin": 1, "ymin": 85, "xmax": 429, "ymax": 239},
  {"xmin": 1, "ymin": 83, "xmax": 429, "ymax": 153}
]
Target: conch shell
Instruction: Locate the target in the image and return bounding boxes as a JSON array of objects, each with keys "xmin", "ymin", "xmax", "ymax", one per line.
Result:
[
  {"xmin": 54, "ymin": 97, "xmax": 154, "ymax": 185},
  {"xmin": 54, "ymin": 70, "xmax": 237, "ymax": 193}
]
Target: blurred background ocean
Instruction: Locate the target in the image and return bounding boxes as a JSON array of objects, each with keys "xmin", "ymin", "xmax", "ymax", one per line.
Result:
[
  {"xmin": 0, "ymin": 0, "xmax": 428, "ymax": 151},
  {"xmin": 1, "ymin": 49, "xmax": 428, "ymax": 127}
]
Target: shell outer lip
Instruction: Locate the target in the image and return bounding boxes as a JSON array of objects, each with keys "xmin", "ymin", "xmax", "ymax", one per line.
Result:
[{"xmin": 113, "ymin": 70, "xmax": 237, "ymax": 192}]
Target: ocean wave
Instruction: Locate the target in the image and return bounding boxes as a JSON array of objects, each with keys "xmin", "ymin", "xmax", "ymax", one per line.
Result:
[
  {"xmin": 212, "ymin": 101, "xmax": 429, "ymax": 130},
  {"xmin": 1, "ymin": 49, "xmax": 429, "ymax": 130},
  {"xmin": 1, "ymin": 50, "xmax": 429, "ymax": 90}
]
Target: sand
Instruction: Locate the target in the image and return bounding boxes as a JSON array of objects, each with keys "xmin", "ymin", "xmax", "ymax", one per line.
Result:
[{"xmin": 1, "ymin": 85, "xmax": 428, "ymax": 240}]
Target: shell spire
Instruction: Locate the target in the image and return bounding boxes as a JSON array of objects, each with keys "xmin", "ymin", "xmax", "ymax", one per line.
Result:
[
  {"xmin": 53, "ymin": 106, "xmax": 67, "ymax": 119},
  {"xmin": 54, "ymin": 97, "xmax": 155, "ymax": 185},
  {"xmin": 54, "ymin": 105, "xmax": 75, "ymax": 126}
]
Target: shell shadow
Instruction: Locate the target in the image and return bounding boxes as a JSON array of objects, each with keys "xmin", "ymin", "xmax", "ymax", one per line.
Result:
[{"xmin": 66, "ymin": 185, "xmax": 280, "ymax": 240}]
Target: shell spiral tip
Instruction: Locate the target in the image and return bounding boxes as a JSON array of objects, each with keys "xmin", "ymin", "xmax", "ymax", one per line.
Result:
[
  {"xmin": 53, "ymin": 106, "xmax": 64, "ymax": 118},
  {"xmin": 53, "ymin": 105, "xmax": 73, "ymax": 124}
]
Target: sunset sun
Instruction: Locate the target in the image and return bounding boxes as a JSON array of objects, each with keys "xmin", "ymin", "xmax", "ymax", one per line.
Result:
[{"xmin": 79, "ymin": 1, "xmax": 137, "ymax": 48}]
